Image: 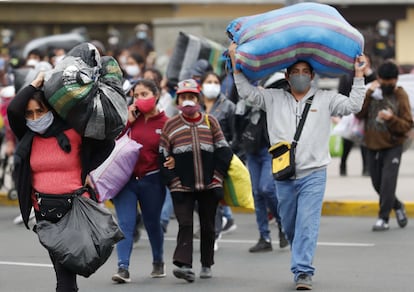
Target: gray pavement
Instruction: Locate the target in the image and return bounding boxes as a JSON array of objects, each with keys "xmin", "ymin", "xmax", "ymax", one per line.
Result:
[
  {"xmin": 324, "ymin": 146, "xmax": 414, "ymax": 217},
  {"xmin": 325, "ymin": 146, "xmax": 414, "ymax": 202},
  {"xmin": 1, "ymin": 147, "xmax": 414, "ymax": 291},
  {"xmin": 1, "ymin": 205, "xmax": 414, "ymax": 292},
  {"xmin": 1, "ymin": 146, "xmax": 414, "ymax": 217}
]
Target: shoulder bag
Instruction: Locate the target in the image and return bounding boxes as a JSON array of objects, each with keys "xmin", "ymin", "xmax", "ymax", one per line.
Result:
[{"xmin": 268, "ymin": 95, "xmax": 314, "ymax": 181}]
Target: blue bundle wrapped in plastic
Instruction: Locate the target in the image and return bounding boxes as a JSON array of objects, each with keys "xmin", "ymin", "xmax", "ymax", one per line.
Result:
[{"xmin": 226, "ymin": 2, "xmax": 364, "ymax": 80}]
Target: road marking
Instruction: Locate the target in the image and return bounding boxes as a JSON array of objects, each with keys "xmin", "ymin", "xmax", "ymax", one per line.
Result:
[
  {"xmin": 317, "ymin": 241, "xmax": 375, "ymax": 247},
  {"xmin": 0, "ymin": 240, "xmax": 374, "ymax": 269},
  {"xmin": 0, "ymin": 261, "xmax": 53, "ymax": 268},
  {"xmin": 161, "ymin": 236, "xmax": 375, "ymax": 247}
]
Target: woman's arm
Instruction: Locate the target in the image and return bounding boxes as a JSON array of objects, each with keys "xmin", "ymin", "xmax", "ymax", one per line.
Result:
[
  {"xmin": 7, "ymin": 72, "xmax": 45, "ymax": 140},
  {"xmin": 7, "ymin": 85, "xmax": 37, "ymax": 140}
]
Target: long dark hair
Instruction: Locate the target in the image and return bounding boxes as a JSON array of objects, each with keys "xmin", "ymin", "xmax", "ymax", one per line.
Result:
[
  {"xmin": 132, "ymin": 79, "xmax": 161, "ymax": 98},
  {"xmin": 200, "ymin": 71, "xmax": 222, "ymax": 85},
  {"xmin": 31, "ymin": 89, "xmax": 52, "ymax": 111}
]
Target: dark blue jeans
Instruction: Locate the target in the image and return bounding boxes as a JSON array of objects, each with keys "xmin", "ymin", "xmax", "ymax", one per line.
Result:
[
  {"xmin": 112, "ymin": 172, "xmax": 166, "ymax": 269},
  {"xmin": 246, "ymin": 147, "xmax": 281, "ymax": 241}
]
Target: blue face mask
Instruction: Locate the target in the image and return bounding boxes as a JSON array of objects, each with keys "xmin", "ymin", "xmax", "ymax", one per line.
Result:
[
  {"xmin": 26, "ymin": 111, "xmax": 54, "ymax": 134},
  {"xmin": 136, "ymin": 31, "xmax": 147, "ymax": 40}
]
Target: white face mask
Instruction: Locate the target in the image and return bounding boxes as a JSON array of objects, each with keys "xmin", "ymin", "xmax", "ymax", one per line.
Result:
[
  {"xmin": 202, "ymin": 83, "xmax": 221, "ymax": 99},
  {"xmin": 26, "ymin": 111, "xmax": 54, "ymax": 134},
  {"xmin": 378, "ymin": 28, "xmax": 388, "ymax": 37},
  {"xmin": 125, "ymin": 65, "xmax": 140, "ymax": 77},
  {"xmin": 26, "ymin": 59, "xmax": 39, "ymax": 67},
  {"xmin": 54, "ymin": 55, "xmax": 65, "ymax": 65},
  {"xmin": 182, "ymin": 100, "xmax": 196, "ymax": 107}
]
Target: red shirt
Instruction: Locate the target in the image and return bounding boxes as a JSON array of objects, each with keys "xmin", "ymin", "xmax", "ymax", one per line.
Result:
[{"xmin": 127, "ymin": 111, "xmax": 168, "ymax": 178}]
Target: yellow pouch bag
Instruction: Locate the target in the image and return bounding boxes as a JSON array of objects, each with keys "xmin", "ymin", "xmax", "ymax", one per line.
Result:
[{"xmin": 268, "ymin": 141, "xmax": 296, "ymax": 181}]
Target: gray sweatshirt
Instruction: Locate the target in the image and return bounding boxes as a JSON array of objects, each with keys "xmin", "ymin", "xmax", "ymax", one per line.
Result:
[{"xmin": 234, "ymin": 73, "xmax": 366, "ymax": 178}]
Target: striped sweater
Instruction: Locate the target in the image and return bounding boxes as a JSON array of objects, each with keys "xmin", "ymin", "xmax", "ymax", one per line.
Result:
[{"xmin": 159, "ymin": 113, "xmax": 233, "ymax": 192}]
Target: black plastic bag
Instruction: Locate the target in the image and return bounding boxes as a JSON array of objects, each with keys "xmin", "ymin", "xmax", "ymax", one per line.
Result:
[
  {"xmin": 43, "ymin": 43, "xmax": 127, "ymax": 140},
  {"xmin": 36, "ymin": 196, "xmax": 124, "ymax": 278}
]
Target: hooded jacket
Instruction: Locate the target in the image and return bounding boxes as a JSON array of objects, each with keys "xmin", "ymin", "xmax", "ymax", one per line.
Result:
[
  {"xmin": 355, "ymin": 86, "xmax": 413, "ymax": 150},
  {"xmin": 234, "ymin": 73, "xmax": 366, "ymax": 178}
]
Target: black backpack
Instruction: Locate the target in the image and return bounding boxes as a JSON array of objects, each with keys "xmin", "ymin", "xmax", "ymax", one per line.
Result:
[{"xmin": 241, "ymin": 109, "xmax": 269, "ymax": 154}]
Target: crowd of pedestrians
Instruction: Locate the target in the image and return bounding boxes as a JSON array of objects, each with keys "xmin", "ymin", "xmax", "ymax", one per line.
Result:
[{"xmin": 1, "ymin": 20, "xmax": 413, "ymax": 292}]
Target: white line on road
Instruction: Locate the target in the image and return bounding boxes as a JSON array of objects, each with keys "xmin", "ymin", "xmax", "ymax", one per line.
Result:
[
  {"xmin": 162, "ymin": 236, "xmax": 375, "ymax": 247},
  {"xmin": 317, "ymin": 242, "xmax": 375, "ymax": 247},
  {"xmin": 0, "ymin": 240, "xmax": 374, "ymax": 270},
  {"xmin": 0, "ymin": 261, "xmax": 53, "ymax": 268}
]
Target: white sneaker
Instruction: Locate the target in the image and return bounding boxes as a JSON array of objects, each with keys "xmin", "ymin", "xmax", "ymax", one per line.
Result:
[
  {"xmin": 29, "ymin": 209, "xmax": 35, "ymax": 220},
  {"xmin": 13, "ymin": 209, "xmax": 35, "ymax": 225},
  {"xmin": 13, "ymin": 214, "xmax": 23, "ymax": 225},
  {"xmin": 221, "ymin": 218, "xmax": 237, "ymax": 235},
  {"xmin": 214, "ymin": 241, "xmax": 219, "ymax": 251},
  {"xmin": 221, "ymin": 216, "xmax": 228, "ymax": 229},
  {"xmin": 372, "ymin": 218, "xmax": 389, "ymax": 231}
]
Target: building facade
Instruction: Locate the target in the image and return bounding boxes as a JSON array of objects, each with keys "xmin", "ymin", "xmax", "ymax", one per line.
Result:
[{"xmin": 0, "ymin": 1, "xmax": 413, "ymax": 67}]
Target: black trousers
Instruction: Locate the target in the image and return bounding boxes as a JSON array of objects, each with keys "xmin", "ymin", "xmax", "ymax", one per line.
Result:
[
  {"xmin": 49, "ymin": 250, "xmax": 78, "ymax": 292},
  {"xmin": 366, "ymin": 145, "xmax": 404, "ymax": 221},
  {"xmin": 35, "ymin": 212, "xmax": 78, "ymax": 292},
  {"xmin": 340, "ymin": 138, "xmax": 369, "ymax": 173},
  {"xmin": 171, "ymin": 189, "xmax": 219, "ymax": 268}
]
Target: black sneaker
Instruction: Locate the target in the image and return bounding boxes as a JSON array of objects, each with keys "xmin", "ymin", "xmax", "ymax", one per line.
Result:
[
  {"xmin": 222, "ymin": 218, "xmax": 237, "ymax": 234},
  {"xmin": 279, "ymin": 229, "xmax": 289, "ymax": 248},
  {"xmin": 161, "ymin": 222, "xmax": 168, "ymax": 233},
  {"xmin": 112, "ymin": 267, "xmax": 131, "ymax": 283},
  {"xmin": 339, "ymin": 164, "xmax": 347, "ymax": 176},
  {"xmin": 362, "ymin": 169, "xmax": 370, "ymax": 177},
  {"xmin": 173, "ymin": 266, "xmax": 195, "ymax": 283},
  {"xmin": 395, "ymin": 205, "xmax": 408, "ymax": 228},
  {"xmin": 151, "ymin": 262, "xmax": 166, "ymax": 278},
  {"xmin": 249, "ymin": 237, "xmax": 272, "ymax": 253},
  {"xmin": 295, "ymin": 273, "xmax": 312, "ymax": 290}
]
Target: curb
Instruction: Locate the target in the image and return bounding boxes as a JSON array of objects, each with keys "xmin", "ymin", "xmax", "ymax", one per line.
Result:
[
  {"xmin": 322, "ymin": 201, "xmax": 414, "ymax": 218},
  {"xmin": 1, "ymin": 194, "xmax": 413, "ymax": 218}
]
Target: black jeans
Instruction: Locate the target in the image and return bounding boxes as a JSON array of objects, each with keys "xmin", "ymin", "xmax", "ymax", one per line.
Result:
[
  {"xmin": 340, "ymin": 138, "xmax": 369, "ymax": 174},
  {"xmin": 171, "ymin": 189, "xmax": 219, "ymax": 268},
  {"xmin": 49, "ymin": 251, "xmax": 78, "ymax": 292},
  {"xmin": 367, "ymin": 145, "xmax": 404, "ymax": 221},
  {"xmin": 35, "ymin": 211, "xmax": 78, "ymax": 292}
]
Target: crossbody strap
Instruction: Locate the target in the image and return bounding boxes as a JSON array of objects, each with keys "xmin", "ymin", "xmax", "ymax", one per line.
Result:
[{"xmin": 292, "ymin": 95, "xmax": 314, "ymax": 148}]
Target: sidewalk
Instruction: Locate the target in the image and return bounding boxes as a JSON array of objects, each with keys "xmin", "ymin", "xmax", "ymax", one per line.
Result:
[
  {"xmin": 1, "ymin": 147, "xmax": 413, "ymax": 217},
  {"xmin": 324, "ymin": 146, "xmax": 414, "ymax": 217}
]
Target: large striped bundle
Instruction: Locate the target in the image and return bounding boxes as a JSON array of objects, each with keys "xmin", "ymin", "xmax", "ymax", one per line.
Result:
[
  {"xmin": 166, "ymin": 32, "xmax": 225, "ymax": 87},
  {"xmin": 226, "ymin": 2, "xmax": 364, "ymax": 80}
]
